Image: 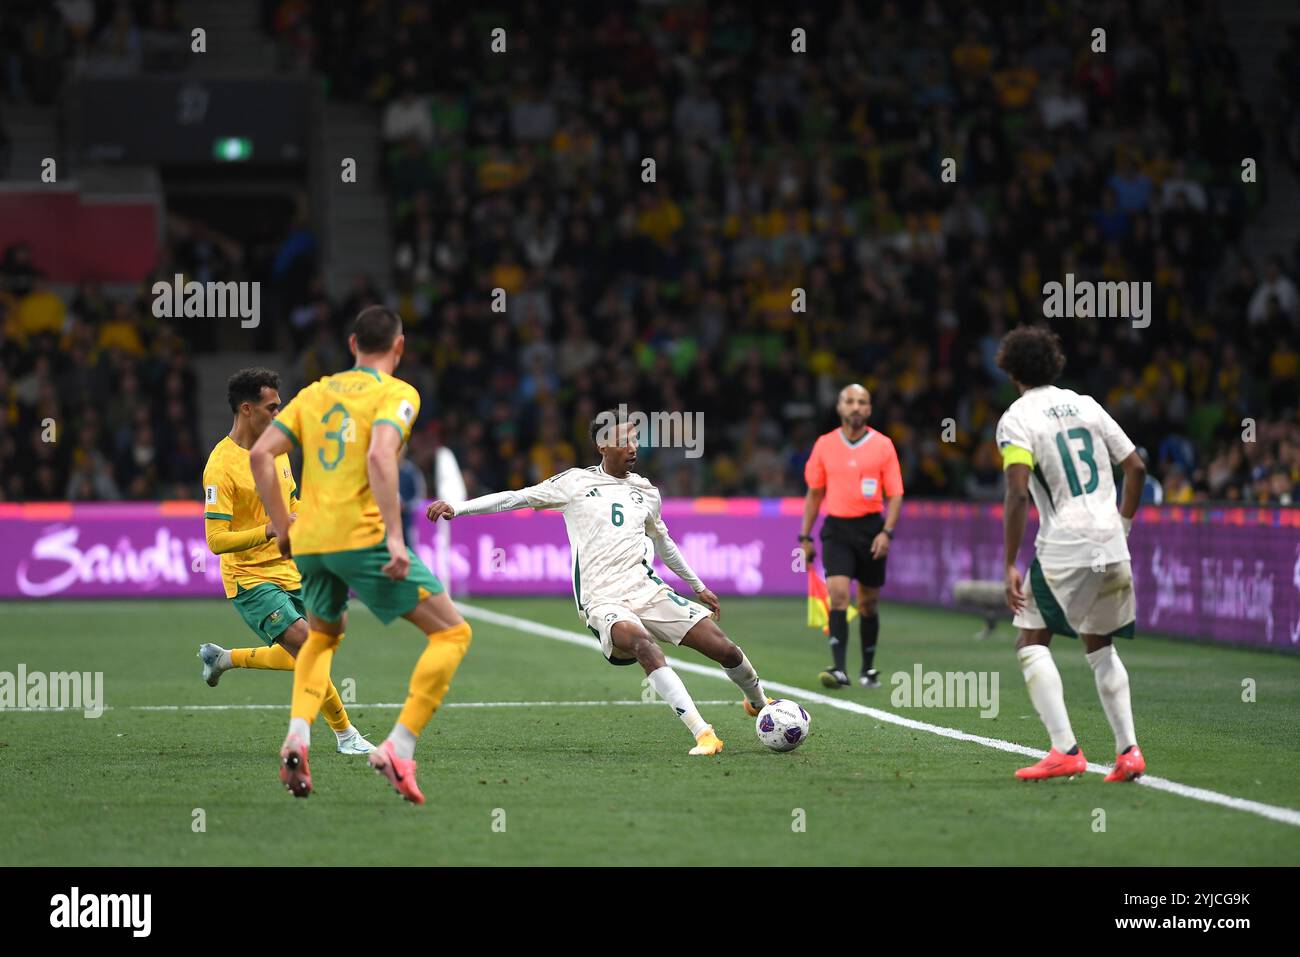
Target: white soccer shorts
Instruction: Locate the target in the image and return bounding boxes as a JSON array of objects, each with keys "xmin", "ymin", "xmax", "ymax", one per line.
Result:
[
  {"xmin": 584, "ymin": 590, "xmax": 713, "ymax": 665},
  {"xmin": 1013, "ymin": 559, "xmax": 1136, "ymax": 639}
]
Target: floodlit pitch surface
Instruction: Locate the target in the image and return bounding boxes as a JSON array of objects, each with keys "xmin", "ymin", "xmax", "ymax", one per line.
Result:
[{"xmin": 1, "ymin": 597, "xmax": 1297, "ymax": 865}]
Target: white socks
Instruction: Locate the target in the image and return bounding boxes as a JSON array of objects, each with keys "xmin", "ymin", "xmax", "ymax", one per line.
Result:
[
  {"xmin": 388, "ymin": 723, "xmax": 419, "ymax": 760},
  {"xmin": 1017, "ymin": 644, "xmax": 1076, "ymax": 753},
  {"xmin": 288, "ymin": 716, "xmax": 310, "ymax": 746},
  {"xmin": 1087, "ymin": 644, "xmax": 1137, "ymax": 753},
  {"xmin": 648, "ymin": 666, "xmax": 709, "ymax": 737},
  {"xmin": 334, "ymin": 724, "xmax": 357, "ymax": 743},
  {"xmin": 723, "ymin": 653, "xmax": 767, "ymax": 710}
]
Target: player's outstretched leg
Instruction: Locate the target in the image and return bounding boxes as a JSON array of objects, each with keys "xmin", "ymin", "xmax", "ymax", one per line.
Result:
[
  {"xmin": 199, "ymin": 628, "xmax": 373, "ymax": 754},
  {"xmin": 1083, "ymin": 636, "xmax": 1144, "ymax": 781},
  {"xmin": 679, "ymin": 619, "xmax": 772, "ymax": 717},
  {"xmin": 367, "ymin": 592, "xmax": 472, "ymax": 805},
  {"xmin": 1014, "ymin": 631, "xmax": 1087, "ymax": 780},
  {"xmin": 614, "ymin": 621, "xmax": 721, "ymax": 755}
]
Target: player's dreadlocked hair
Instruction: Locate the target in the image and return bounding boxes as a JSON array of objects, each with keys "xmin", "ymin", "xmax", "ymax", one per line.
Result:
[
  {"xmin": 995, "ymin": 325, "xmax": 1066, "ymax": 388},
  {"xmin": 227, "ymin": 367, "xmax": 280, "ymax": 413}
]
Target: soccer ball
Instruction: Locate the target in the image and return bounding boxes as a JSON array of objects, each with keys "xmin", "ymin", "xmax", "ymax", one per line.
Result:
[{"xmin": 755, "ymin": 699, "xmax": 811, "ymax": 752}]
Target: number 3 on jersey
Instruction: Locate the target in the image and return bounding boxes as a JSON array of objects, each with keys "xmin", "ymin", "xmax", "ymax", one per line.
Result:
[
  {"xmin": 1055, "ymin": 427, "xmax": 1098, "ymax": 496},
  {"xmin": 319, "ymin": 402, "xmax": 352, "ymax": 471}
]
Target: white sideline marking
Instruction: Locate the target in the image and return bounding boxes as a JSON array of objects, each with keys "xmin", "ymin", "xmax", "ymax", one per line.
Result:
[
  {"xmin": 3, "ymin": 699, "xmax": 737, "ymax": 714},
  {"xmin": 457, "ymin": 602, "xmax": 1300, "ymax": 830}
]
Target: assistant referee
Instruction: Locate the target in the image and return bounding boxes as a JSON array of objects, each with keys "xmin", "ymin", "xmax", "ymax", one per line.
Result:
[{"xmin": 800, "ymin": 384, "xmax": 904, "ymax": 689}]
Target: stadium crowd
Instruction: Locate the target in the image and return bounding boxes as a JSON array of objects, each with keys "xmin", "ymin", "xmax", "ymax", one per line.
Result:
[
  {"xmin": 0, "ymin": 0, "xmax": 1297, "ymax": 507},
  {"xmin": 0, "ymin": 0, "xmax": 185, "ymax": 104},
  {"xmin": 265, "ymin": 0, "xmax": 1299, "ymax": 505},
  {"xmin": 0, "ymin": 241, "xmax": 202, "ymax": 502}
]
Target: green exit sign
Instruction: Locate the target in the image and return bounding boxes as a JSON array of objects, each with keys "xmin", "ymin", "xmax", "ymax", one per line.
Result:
[{"xmin": 213, "ymin": 137, "xmax": 253, "ymax": 161}]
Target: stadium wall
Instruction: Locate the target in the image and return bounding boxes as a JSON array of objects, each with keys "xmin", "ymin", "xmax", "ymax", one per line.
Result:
[{"xmin": 1, "ymin": 500, "xmax": 1296, "ymax": 653}]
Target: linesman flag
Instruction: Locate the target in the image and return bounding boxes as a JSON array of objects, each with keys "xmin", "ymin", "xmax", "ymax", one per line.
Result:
[{"xmin": 807, "ymin": 568, "xmax": 858, "ymax": 634}]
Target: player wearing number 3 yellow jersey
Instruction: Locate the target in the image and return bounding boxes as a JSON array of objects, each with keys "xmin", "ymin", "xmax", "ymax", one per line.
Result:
[{"xmin": 250, "ymin": 306, "xmax": 471, "ymax": 804}]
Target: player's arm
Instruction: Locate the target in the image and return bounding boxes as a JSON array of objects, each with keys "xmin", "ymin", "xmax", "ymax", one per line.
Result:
[
  {"xmin": 1096, "ymin": 400, "xmax": 1143, "ymax": 535},
  {"xmin": 205, "ymin": 521, "xmax": 269, "ymax": 554},
  {"xmin": 800, "ymin": 440, "xmax": 826, "ymax": 560},
  {"xmin": 250, "ymin": 426, "xmax": 295, "ymax": 550},
  {"xmin": 203, "ymin": 465, "xmax": 268, "ymax": 554},
  {"xmin": 427, "ymin": 471, "xmax": 573, "ymax": 521},
  {"xmin": 368, "ymin": 421, "xmax": 409, "ymax": 581},
  {"xmin": 646, "ymin": 507, "xmax": 717, "ymax": 616},
  {"xmin": 997, "ymin": 411, "xmax": 1035, "ymax": 613},
  {"xmin": 427, "ymin": 488, "xmax": 530, "ymax": 520},
  {"xmin": 1116, "ymin": 450, "xmax": 1146, "ymax": 532},
  {"xmin": 1003, "ymin": 462, "xmax": 1031, "ymax": 613}
]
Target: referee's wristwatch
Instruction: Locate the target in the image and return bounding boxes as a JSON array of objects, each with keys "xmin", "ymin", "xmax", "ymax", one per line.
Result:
[{"xmin": 882, "ymin": 528, "xmax": 895, "ymax": 540}]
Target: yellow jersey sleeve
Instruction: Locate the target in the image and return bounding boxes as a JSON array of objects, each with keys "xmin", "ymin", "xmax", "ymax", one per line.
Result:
[
  {"xmin": 203, "ymin": 452, "xmax": 236, "ymax": 521},
  {"xmin": 375, "ymin": 380, "xmax": 420, "ymax": 444}
]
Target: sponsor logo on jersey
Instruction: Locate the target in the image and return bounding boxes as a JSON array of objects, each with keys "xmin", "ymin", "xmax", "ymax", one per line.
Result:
[{"xmin": 205, "ymin": 485, "xmax": 218, "ymax": 504}]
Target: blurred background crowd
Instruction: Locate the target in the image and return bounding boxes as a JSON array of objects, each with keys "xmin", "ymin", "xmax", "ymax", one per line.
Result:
[{"xmin": 1, "ymin": 0, "xmax": 1298, "ymax": 506}]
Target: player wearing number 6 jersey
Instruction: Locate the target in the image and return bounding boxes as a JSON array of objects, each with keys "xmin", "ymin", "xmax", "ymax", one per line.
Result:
[
  {"xmin": 995, "ymin": 326, "xmax": 1147, "ymax": 783},
  {"xmin": 426, "ymin": 411, "xmax": 772, "ymax": 756}
]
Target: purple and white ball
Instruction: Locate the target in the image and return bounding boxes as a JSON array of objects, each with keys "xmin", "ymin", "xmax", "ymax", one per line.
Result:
[{"xmin": 755, "ymin": 699, "xmax": 811, "ymax": 752}]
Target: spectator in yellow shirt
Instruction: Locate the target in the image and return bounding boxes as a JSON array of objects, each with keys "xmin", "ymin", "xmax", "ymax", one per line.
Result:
[{"xmin": 14, "ymin": 280, "xmax": 65, "ymax": 341}]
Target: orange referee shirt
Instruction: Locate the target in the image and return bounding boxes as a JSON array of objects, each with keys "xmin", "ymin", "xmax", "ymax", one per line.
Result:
[{"xmin": 804, "ymin": 427, "xmax": 904, "ymax": 517}]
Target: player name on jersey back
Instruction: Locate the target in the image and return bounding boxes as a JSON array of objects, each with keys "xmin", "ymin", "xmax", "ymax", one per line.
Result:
[
  {"xmin": 272, "ymin": 366, "xmax": 420, "ymax": 555},
  {"xmin": 996, "ymin": 385, "xmax": 1136, "ymax": 569}
]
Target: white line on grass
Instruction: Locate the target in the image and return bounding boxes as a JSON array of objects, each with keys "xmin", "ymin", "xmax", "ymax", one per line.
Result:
[
  {"xmin": 456, "ymin": 602, "xmax": 1300, "ymax": 830},
  {"xmin": 3, "ymin": 699, "xmax": 738, "ymax": 713}
]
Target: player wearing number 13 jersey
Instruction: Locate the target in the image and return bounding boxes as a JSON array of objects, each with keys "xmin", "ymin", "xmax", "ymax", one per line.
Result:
[
  {"xmin": 426, "ymin": 411, "xmax": 773, "ymax": 757},
  {"xmin": 995, "ymin": 326, "xmax": 1148, "ymax": 784},
  {"xmin": 251, "ymin": 306, "xmax": 471, "ymax": 805}
]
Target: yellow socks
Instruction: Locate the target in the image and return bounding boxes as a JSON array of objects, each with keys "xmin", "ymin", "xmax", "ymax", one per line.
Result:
[
  {"xmin": 231, "ymin": 644, "xmax": 295, "ymax": 670},
  {"xmin": 230, "ymin": 641, "xmax": 352, "ymax": 732},
  {"xmin": 319, "ymin": 681, "xmax": 351, "ymax": 733},
  {"xmin": 291, "ymin": 629, "xmax": 343, "ymax": 725},
  {"xmin": 396, "ymin": 622, "xmax": 472, "ymax": 737}
]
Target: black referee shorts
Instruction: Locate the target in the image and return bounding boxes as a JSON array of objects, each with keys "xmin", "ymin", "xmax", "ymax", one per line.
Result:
[{"xmin": 820, "ymin": 514, "xmax": 887, "ymax": 588}]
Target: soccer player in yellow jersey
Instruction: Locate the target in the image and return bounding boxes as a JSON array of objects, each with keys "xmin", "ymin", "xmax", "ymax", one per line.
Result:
[
  {"xmin": 250, "ymin": 307, "xmax": 471, "ymax": 804},
  {"xmin": 199, "ymin": 368, "xmax": 375, "ymax": 755}
]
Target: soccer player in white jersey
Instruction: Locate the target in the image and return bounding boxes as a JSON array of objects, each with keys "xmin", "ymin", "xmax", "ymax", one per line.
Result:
[
  {"xmin": 425, "ymin": 412, "xmax": 773, "ymax": 755},
  {"xmin": 994, "ymin": 327, "xmax": 1148, "ymax": 782}
]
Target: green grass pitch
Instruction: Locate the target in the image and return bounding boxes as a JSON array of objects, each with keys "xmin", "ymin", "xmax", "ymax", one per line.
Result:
[{"xmin": 1, "ymin": 596, "xmax": 1298, "ymax": 865}]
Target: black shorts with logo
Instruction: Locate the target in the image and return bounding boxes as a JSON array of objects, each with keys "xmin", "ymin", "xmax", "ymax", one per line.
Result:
[{"xmin": 820, "ymin": 514, "xmax": 887, "ymax": 587}]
